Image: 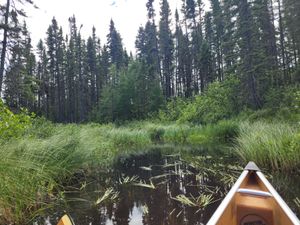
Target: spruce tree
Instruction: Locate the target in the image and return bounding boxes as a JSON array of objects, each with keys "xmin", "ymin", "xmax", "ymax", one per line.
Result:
[
  {"xmin": 159, "ymin": 0, "xmax": 174, "ymax": 98},
  {"xmin": 107, "ymin": 19, "xmax": 124, "ymax": 70},
  {"xmin": 0, "ymin": 0, "xmax": 35, "ymax": 95}
]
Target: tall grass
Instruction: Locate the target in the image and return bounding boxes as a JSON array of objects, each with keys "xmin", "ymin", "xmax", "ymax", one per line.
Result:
[
  {"xmin": 0, "ymin": 125, "xmax": 94, "ymax": 223},
  {"xmin": 0, "ymin": 123, "xmax": 154, "ymax": 224},
  {"xmin": 4, "ymin": 119, "xmax": 293, "ymax": 223},
  {"xmin": 235, "ymin": 121, "xmax": 300, "ymax": 171}
]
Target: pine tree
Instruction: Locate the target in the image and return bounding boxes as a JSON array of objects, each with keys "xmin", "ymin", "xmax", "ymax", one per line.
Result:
[
  {"xmin": 253, "ymin": 0, "xmax": 278, "ymax": 85},
  {"xmin": 283, "ymin": 0, "xmax": 300, "ymax": 62},
  {"xmin": 107, "ymin": 19, "xmax": 123, "ymax": 70},
  {"xmin": 36, "ymin": 40, "xmax": 49, "ymax": 116},
  {"xmin": 46, "ymin": 18, "xmax": 66, "ymax": 121},
  {"xmin": 222, "ymin": 0, "xmax": 237, "ymax": 75},
  {"xmin": 66, "ymin": 16, "xmax": 78, "ymax": 122},
  {"xmin": 210, "ymin": 0, "xmax": 224, "ymax": 81},
  {"xmin": 203, "ymin": 12, "xmax": 215, "ymax": 84},
  {"xmin": 0, "ymin": 0, "xmax": 35, "ymax": 95},
  {"xmin": 237, "ymin": 0, "xmax": 263, "ymax": 109},
  {"xmin": 87, "ymin": 31, "xmax": 98, "ymax": 105},
  {"xmin": 159, "ymin": 0, "xmax": 174, "ymax": 98},
  {"xmin": 4, "ymin": 22, "xmax": 36, "ymax": 111}
]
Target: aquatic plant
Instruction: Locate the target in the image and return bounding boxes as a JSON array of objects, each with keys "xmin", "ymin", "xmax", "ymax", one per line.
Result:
[
  {"xmin": 235, "ymin": 121, "xmax": 300, "ymax": 171},
  {"xmin": 95, "ymin": 188, "xmax": 119, "ymax": 205},
  {"xmin": 173, "ymin": 193, "xmax": 214, "ymax": 210}
]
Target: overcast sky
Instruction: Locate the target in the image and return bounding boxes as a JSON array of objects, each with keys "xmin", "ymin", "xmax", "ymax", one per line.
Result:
[{"xmin": 4, "ymin": 0, "xmax": 210, "ymax": 53}]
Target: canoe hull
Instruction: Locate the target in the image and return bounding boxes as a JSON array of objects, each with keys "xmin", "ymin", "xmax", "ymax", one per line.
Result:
[
  {"xmin": 57, "ymin": 215, "xmax": 75, "ymax": 225},
  {"xmin": 207, "ymin": 162, "xmax": 300, "ymax": 225}
]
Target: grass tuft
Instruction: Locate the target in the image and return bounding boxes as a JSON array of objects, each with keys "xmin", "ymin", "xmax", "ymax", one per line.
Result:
[{"xmin": 235, "ymin": 121, "xmax": 300, "ymax": 171}]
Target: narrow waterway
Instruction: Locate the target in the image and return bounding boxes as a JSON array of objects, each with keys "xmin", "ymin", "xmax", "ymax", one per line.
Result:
[{"xmin": 35, "ymin": 148, "xmax": 300, "ymax": 225}]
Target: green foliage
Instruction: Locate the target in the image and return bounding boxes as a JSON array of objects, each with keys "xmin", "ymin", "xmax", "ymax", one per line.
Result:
[
  {"xmin": 162, "ymin": 124, "xmax": 191, "ymax": 144},
  {"xmin": 236, "ymin": 85, "xmax": 300, "ymax": 122},
  {"xmin": 148, "ymin": 127, "xmax": 165, "ymax": 142},
  {"xmin": 0, "ymin": 99, "xmax": 33, "ymax": 141},
  {"xmin": 265, "ymin": 85, "xmax": 300, "ymax": 112},
  {"xmin": 158, "ymin": 97, "xmax": 189, "ymax": 121},
  {"xmin": 178, "ymin": 76, "xmax": 240, "ymax": 124},
  {"xmin": 90, "ymin": 61, "xmax": 164, "ymax": 123},
  {"xmin": 235, "ymin": 121, "xmax": 300, "ymax": 171},
  {"xmin": 27, "ymin": 117, "xmax": 56, "ymax": 138},
  {"xmin": 187, "ymin": 120, "xmax": 239, "ymax": 146},
  {"xmin": 2, "ymin": 117, "xmax": 300, "ymax": 223}
]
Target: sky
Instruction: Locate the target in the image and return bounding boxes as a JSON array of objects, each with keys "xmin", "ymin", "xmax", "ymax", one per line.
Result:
[{"xmin": 3, "ymin": 0, "xmax": 210, "ymax": 53}]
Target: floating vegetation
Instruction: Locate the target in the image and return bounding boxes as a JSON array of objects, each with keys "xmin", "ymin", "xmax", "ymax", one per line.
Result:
[
  {"xmin": 132, "ymin": 180, "xmax": 156, "ymax": 189},
  {"xmin": 295, "ymin": 197, "xmax": 300, "ymax": 209},
  {"xmin": 140, "ymin": 166, "xmax": 152, "ymax": 171},
  {"xmin": 173, "ymin": 193, "xmax": 214, "ymax": 210},
  {"xmin": 118, "ymin": 175, "xmax": 139, "ymax": 185},
  {"xmin": 142, "ymin": 205, "xmax": 149, "ymax": 215},
  {"xmin": 95, "ymin": 188, "xmax": 119, "ymax": 205},
  {"xmin": 30, "ymin": 148, "xmax": 300, "ymax": 225}
]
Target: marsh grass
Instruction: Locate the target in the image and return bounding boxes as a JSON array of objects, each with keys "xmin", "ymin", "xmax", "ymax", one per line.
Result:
[
  {"xmin": 2, "ymin": 119, "xmax": 297, "ymax": 223},
  {"xmin": 187, "ymin": 120, "xmax": 238, "ymax": 146},
  {"xmin": 0, "ymin": 123, "xmax": 152, "ymax": 223},
  {"xmin": 235, "ymin": 121, "xmax": 300, "ymax": 171}
]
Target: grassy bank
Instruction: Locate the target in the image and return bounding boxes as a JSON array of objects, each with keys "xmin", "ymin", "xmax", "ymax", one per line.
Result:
[
  {"xmin": 0, "ymin": 119, "xmax": 299, "ymax": 223},
  {"xmin": 0, "ymin": 119, "xmax": 238, "ymax": 224},
  {"xmin": 235, "ymin": 121, "xmax": 300, "ymax": 171}
]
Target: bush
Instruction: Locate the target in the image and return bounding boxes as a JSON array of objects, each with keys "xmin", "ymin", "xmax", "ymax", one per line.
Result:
[
  {"xmin": 178, "ymin": 75, "xmax": 240, "ymax": 124},
  {"xmin": 0, "ymin": 99, "xmax": 33, "ymax": 141},
  {"xmin": 264, "ymin": 85, "xmax": 300, "ymax": 120},
  {"xmin": 158, "ymin": 97, "xmax": 189, "ymax": 122},
  {"xmin": 149, "ymin": 127, "xmax": 165, "ymax": 142},
  {"xmin": 187, "ymin": 120, "xmax": 239, "ymax": 145}
]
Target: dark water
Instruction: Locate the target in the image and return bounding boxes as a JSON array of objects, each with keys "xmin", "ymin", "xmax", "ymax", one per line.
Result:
[{"xmin": 34, "ymin": 148, "xmax": 300, "ymax": 225}]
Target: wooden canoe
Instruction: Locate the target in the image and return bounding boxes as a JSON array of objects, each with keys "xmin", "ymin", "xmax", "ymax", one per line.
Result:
[
  {"xmin": 207, "ymin": 162, "xmax": 300, "ymax": 225},
  {"xmin": 57, "ymin": 214, "xmax": 75, "ymax": 225}
]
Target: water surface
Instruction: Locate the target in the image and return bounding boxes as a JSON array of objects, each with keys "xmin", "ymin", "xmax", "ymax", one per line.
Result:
[{"xmin": 35, "ymin": 148, "xmax": 300, "ymax": 225}]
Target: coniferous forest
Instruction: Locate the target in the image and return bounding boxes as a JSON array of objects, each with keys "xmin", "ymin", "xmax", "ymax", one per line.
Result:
[
  {"xmin": 1, "ymin": 0, "xmax": 299, "ymax": 123},
  {"xmin": 0, "ymin": 0, "xmax": 300, "ymax": 224}
]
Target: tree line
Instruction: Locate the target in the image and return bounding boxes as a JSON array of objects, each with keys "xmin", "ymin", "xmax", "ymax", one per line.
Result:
[{"xmin": 0, "ymin": 0, "xmax": 299, "ymax": 123}]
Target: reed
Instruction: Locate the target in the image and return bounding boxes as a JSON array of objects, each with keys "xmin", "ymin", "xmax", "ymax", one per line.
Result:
[
  {"xmin": 2, "ymin": 119, "xmax": 297, "ymax": 223},
  {"xmin": 235, "ymin": 121, "xmax": 300, "ymax": 171}
]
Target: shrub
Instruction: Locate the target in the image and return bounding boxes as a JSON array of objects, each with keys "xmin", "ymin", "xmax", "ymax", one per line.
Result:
[
  {"xmin": 158, "ymin": 97, "xmax": 189, "ymax": 122},
  {"xmin": 187, "ymin": 120, "xmax": 239, "ymax": 145},
  {"xmin": 0, "ymin": 99, "xmax": 33, "ymax": 141},
  {"xmin": 148, "ymin": 127, "xmax": 165, "ymax": 142},
  {"xmin": 178, "ymin": 76, "xmax": 240, "ymax": 124}
]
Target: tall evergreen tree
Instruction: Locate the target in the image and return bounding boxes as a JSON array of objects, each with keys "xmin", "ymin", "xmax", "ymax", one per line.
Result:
[
  {"xmin": 0, "ymin": 0, "xmax": 35, "ymax": 95},
  {"xmin": 222, "ymin": 0, "xmax": 238, "ymax": 75},
  {"xmin": 107, "ymin": 19, "xmax": 123, "ymax": 70},
  {"xmin": 4, "ymin": 22, "xmax": 36, "ymax": 111},
  {"xmin": 159, "ymin": 0, "xmax": 174, "ymax": 98},
  {"xmin": 210, "ymin": 0, "xmax": 224, "ymax": 81},
  {"xmin": 46, "ymin": 18, "xmax": 66, "ymax": 121},
  {"xmin": 237, "ymin": 0, "xmax": 263, "ymax": 109}
]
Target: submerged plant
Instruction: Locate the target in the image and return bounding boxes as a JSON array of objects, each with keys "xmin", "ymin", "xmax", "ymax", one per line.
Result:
[
  {"xmin": 119, "ymin": 175, "xmax": 139, "ymax": 185},
  {"xmin": 132, "ymin": 180, "xmax": 156, "ymax": 189},
  {"xmin": 295, "ymin": 197, "xmax": 300, "ymax": 209},
  {"xmin": 173, "ymin": 193, "xmax": 214, "ymax": 210},
  {"xmin": 95, "ymin": 188, "xmax": 119, "ymax": 205}
]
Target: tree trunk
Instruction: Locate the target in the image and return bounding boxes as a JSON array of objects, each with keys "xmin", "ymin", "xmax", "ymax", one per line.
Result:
[{"xmin": 0, "ymin": 0, "xmax": 10, "ymax": 95}]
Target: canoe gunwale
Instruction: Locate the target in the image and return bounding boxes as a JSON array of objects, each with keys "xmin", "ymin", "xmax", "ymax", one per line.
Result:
[
  {"xmin": 256, "ymin": 171, "xmax": 300, "ymax": 225},
  {"xmin": 206, "ymin": 170, "xmax": 249, "ymax": 225}
]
